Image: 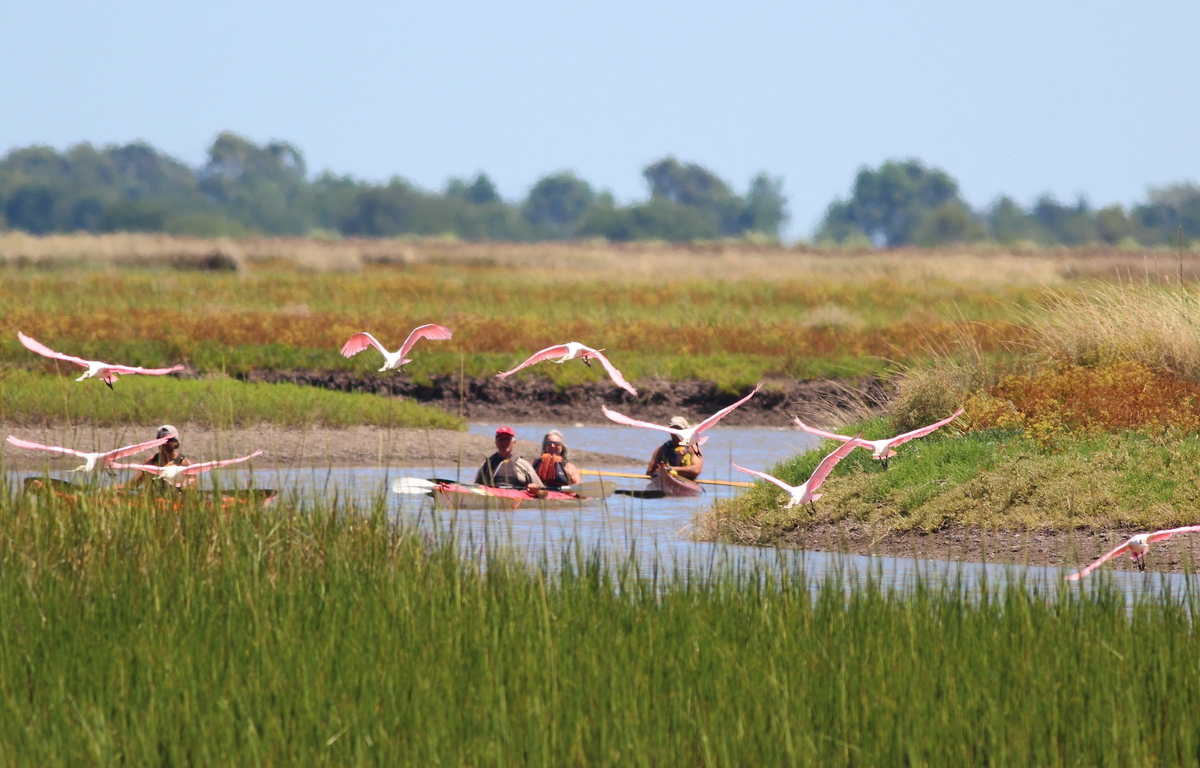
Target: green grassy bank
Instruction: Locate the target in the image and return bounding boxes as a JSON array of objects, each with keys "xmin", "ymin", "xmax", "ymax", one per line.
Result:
[
  {"xmin": 703, "ymin": 420, "xmax": 1200, "ymax": 542},
  {"xmin": 1, "ymin": 487, "xmax": 1198, "ymax": 765},
  {"xmin": 0, "ymin": 371, "xmax": 463, "ymax": 429}
]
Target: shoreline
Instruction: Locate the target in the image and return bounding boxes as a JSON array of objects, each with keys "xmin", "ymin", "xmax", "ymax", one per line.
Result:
[
  {"xmin": 700, "ymin": 521, "xmax": 1200, "ymax": 574},
  {"xmin": 1, "ymin": 423, "xmax": 643, "ymax": 470}
]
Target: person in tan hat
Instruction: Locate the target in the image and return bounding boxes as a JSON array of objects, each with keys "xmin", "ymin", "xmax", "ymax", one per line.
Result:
[
  {"xmin": 115, "ymin": 424, "xmax": 195, "ymax": 490},
  {"xmin": 645, "ymin": 416, "xmax": 704, "ymax": 480},
  {"xmin": 475, "ymin": 426, "xmax": 545, "ymax": 493}
]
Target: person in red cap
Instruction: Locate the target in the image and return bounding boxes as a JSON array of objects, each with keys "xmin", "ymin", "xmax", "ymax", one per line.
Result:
[{"xmin": 475, "ymin": 426, "xmax": 545, "ymax": 493}]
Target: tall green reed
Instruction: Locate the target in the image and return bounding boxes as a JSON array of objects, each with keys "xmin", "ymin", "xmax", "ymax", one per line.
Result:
[{"xmin": 0, "ymin": 483, "xmax": 1198, "ymax": 766}]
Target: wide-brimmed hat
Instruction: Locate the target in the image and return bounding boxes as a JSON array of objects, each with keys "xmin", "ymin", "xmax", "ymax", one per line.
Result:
[
  {"xmin": 668, "ymin": 416, "xmax": 690, "ymax": 429},
  {"xmin": 156, "ymin": 424, "xmax": 179, "ymax": 440}
]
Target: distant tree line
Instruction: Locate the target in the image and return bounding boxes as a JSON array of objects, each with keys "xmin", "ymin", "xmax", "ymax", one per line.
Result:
[
  {"xmin": 815, "ymin": 159, "xmax": 1200, "ymax": 248},
  {"xmin": 3, "ymin": 135, "xmax": 1196, "ymax": 247},
  {"xmin": 0, "ymin": 133, "xmax": 787, "ymax": 243}
]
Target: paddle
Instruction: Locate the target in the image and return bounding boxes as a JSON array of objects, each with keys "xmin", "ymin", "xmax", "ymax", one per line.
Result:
[
  {"xmin": 392, "ymin": 477, "xmax": 439, "ymax": 495},
  {"xmin": 561, "ymin": 480, "xmax": 617, "ymax": 499},
  {"xmin": 578, "ymin": 469, "xmax": 753, "ymax": 489}
]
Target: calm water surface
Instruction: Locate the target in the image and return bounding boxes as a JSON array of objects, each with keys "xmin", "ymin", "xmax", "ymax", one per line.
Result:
[{"xmin": 10, "ymin": 424, "xmax": 1197, "ymax": 597}]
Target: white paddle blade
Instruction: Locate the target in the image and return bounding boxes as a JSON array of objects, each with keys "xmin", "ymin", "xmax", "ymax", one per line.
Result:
[{"xmin": 392, "ymin": 477, "xmax": 439, "ymax": 495}]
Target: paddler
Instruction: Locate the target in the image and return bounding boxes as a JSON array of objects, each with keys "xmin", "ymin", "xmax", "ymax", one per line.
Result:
[
  {"xmin": 531, "ymin": 430, "xmax": 582, "ymax": 489},
  {"xmin": 646, "ymin": 416, "xmax": 705, "ymax": 480},
  {"xmin": 475, "ymin": 426, "xmax": 547, "ymax": 495},
  {"xmin": 114, "ymin": 424, "xmax": 196, "ymax": 491}
]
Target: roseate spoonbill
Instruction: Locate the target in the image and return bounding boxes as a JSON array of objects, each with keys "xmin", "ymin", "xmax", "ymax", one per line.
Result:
[
  {"xmin": 733, "ymin": 436, "xmax": 860, "ymax": 511},
  {"xmin": 792, "ymin": 408, "xmax": 964, "ymax": 468},
  {"xmin": 18, "ymin": 332, "xmax": 184, "ymax": 389},
  {"xmin": 602, "ymin": 384, "xmax": 762, "ymax": 446},
  {"xmin": 6, "ymin": 435, "xmax": 170, "ymax": 472},
  {"xmin": 111, "ymin": 450, "xmax": 264, "ymax": 482},
  {"xmin": 1066, "ymin": 526, "xmax": 1200, "ymax": 580},
  {"xmin": 340, "ymin": 325, "xmax": 453, "ymax": 371},
  {"xmin": 496, "ymin": 342, "xmax": 638, "ymax": 396}
]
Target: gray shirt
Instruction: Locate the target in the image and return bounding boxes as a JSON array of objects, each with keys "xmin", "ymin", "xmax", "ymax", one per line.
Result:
[{"xmin": 474, "ymin": 453, "xmax": 545, "ymax": 489}]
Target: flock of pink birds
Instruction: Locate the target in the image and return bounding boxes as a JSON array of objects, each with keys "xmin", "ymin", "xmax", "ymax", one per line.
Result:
[{"xmin": 9, "ymin": 327, "xmax": 1196, "ymax": 580}]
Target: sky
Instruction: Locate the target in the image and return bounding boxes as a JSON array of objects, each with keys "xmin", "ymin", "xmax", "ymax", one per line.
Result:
[{"xmin": 2, "ymin": 0, "xmax": 1198, "ymax": 239}]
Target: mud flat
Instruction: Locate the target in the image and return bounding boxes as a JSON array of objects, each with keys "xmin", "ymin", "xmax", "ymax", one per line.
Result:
[
  {"xmin": 1, "ymin": 423, "xmax": 642, "ymax": 470},
  {"xmin": 730, "ymin": 521, "xmax": 1200, "ymax": 574}
]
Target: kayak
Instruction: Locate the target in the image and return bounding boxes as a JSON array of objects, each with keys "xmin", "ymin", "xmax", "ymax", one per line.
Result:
[
  {"xmin": 22, "ymin": 476, "xmax": 278, "ymax": 510},
  {"xmin": 429, "ymin": 480, "xmax": 615, "ymax": 511},
  {"xmin": 615, "ymin": 471, "xmax": 705, "ymax": 499}
]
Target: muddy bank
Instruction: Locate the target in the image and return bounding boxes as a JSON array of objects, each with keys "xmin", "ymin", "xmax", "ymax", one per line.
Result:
[
  {"xmin": 242, "ymin": 371, "xmax": 889, "ymax": 427},
  {"xmin": 707, "ymin": 521, "xmax": 1200, "ymax": 574},
  {"xmin": 1, "ymin": 424, "xmax": 642, "ymax": 470}
]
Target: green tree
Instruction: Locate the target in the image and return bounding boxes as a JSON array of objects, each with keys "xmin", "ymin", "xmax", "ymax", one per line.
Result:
[
  {"xmin": 910, "ymin": 200, "xmax": 986, "ymax": 246},
  {"xmin": 740, "ymin": 173, "xmax": 788, "ymax": 238},
  {"xmin": 643, "ymin": 157, "xmax": 744, "ymax": 235},
  {"xmin": 522, "ymin": 171, "xmax": 596, "ymax": 237},
  {"xmin": 815, "ymin": 159, "xmax": 961, "ymax": 247}
]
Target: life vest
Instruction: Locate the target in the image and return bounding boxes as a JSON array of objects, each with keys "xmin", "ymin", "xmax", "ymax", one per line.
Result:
[
  {"xmin": 478, "ymin": 455, "xmax": 536, "ymax": 489},
  {"xmin": 657, "ymin": 441, "xmax": 695, "ymax": 467},
  {"xmin": 533, "ymin": 454, "xmax": 571, "ymax": 488}
]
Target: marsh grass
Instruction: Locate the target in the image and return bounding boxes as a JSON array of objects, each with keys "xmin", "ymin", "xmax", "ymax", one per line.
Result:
[
  {"xmin": 704, "ymin": 424, "xmax": 1200, "ymax": 542},
  {"xmin": 1, "ymin": 483, "xmax": 1199, "ymax": 765},
  {"xmin": 0, "ymin": 371, "xmax": 463, "ymax": 429}
]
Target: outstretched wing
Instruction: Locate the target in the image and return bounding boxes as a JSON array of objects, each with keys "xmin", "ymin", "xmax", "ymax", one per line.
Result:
[
  {"xmin": 694, "ymin": 383, "xmax": 763, "ymax": 434},
  {"xmin": 1066, "ymin": 539, "xmax": 1133, "ymax": 581},
  {"xmin": 887, "ymin": 408, "xmax": 965, "ymax": 447},
  {"xmin": 110, "ymin": 462, "xmax": 162, "ymax": 474},
  {"xmin": 340, "ymin": 332, "xmax": 389, "ymax": 359},
  {"xmin": 792, "ymin": 417, "xmax": 869, "ymax": 446},
  {"xmin": 18, "ymin": 332, "xmax": 90, "ymax": 368},
  {"xmin": 180, "ymin": 450, "xmax": 264, "ymax": 475},
  {"xmin": 397, "ymin": 323, "xmax": 454, "ymax": 358},
  {"xmin": 601, "ymin": 406, "xmax": 677, "ymax": 436},
  {"xmin": 107, "ymin": 364, "xmax": 185, "ymax": 376},
  {"xmin": 805, "ymin": 435, "xmax": 861, "ymax": 492},
  {"xmin": 1147, "ymin": 525, "xmax": 1200, "ymax": 543},
  {"xmin": 98, "ymin": 436, "xmax": 171, "ymax": 462},
  {"xmin": 590, "ymin": 349, "xmax": 638, "ymax": 396},
  {"xmin": 496, "ymin": 345, "xmax": 571, "ymax": 378},
  {"xmin": 6, "ymin": 435, "xmax": 90, "ymax": 459},
  {"xmin": 733, "ymin": 463, "xmax": 797, "ymax": 494}
]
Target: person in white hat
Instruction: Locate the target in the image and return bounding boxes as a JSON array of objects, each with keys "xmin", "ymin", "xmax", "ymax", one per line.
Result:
[
  {"xmin": 644, "ymin": 416, "xmax": 705, "ymax": 480},
  {"xmin": 115, "ymin": 425, "xmax": 195, "ymax": 490}
]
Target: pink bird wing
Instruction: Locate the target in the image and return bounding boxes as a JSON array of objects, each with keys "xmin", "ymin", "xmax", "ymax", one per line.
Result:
[
  {"xmin": 396, "ymin": 323, "xmax": 454, "ymax": 358},
  {"xmin": 601, "ymin": 406, "xmax": 677, "ymax": 436},
  {"xmin": 18, "ymin": 332, "xmax": 90, "ymax": 368},
  {"xmin": 5, "ymin": 435, "xmax": 90, "ymax": 459},
  {"xmin": 107, "ymin": 364, "xmax": 185, "ymax": 376},
  {"xmin": 694, "ymin": 383, "xmax": 763, "ymax": 434},
  {"xmin": 1147, "ymin": 525, "xmax": 1200, "ymax": 543},
  {"xmin": 180, "ymin": 450, "xmax": 263, "ymax": 475},
  {"xmin": 805, "ymin": 435, "xmax": 862, "ymax": 491},
  {"xmin": 340, "ymin": 332, "xmax": 388, "ymax": 358},
  {"xmin": 99, "ymin": 436, "xmax": 171, "ymax": 462},
  {"xmin": 496, "ymin": 345, "xmax": 571, "ymax": 378},
  {"xmin": 1066, "ymin": 539, "xmax": 1133, "ymax": 581},
  {"xmin": 110, "ymin": 462, "xmax": 162, "ymax": 473},
  {"xmin": 733, "ymin": 463, "xmax": 797, "ymax": 494},
  {"xmin": 792, "ymin": 417, "xmax": 867, "ymax": 446},
  {"xmin": 590, "ymin": 349, "xmax": 638, "ymax": 396},
  {"xmin": 886, "ymin": 408, "xmax": 965, "ymax": 448}
]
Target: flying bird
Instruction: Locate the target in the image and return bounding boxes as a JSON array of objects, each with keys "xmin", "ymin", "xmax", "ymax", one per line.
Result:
[
  {"xmin": 1065, "ymin": 526, "xmax": 1200, "ymax": 580},
  {"xmin": 340, "ymin": 324, "xmax": 454, "ymax": 371},
  {"xmin": 602, "ymin": 384, "xmax": 762, "ymax": 446},
  {"xmin": 496, "ymin": 342, "xmax": 637, "ymax": 396},
  {"xmin": 111, "ymin": 450, "xmax": 264, "ymax": 482},
  {"xmin": 792, "ymin": 408, "xmax": 964, "ymax": 467},
  {"xmin": 733, "ymin": 436, "xmax": 860, "ymax": 511},
  {"xmin": 6, "ymin": 435, "xmax": 170, "ymax": 472},
  {"xmin": 19, "ymin": 332, "xmax": 184, "ymax": 389}
]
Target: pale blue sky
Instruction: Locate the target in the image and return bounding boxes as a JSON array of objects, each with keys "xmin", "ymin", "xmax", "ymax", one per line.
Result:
[{"xmin": 2, "ymin": 0, "xmax": 1198, "ymax": 238}]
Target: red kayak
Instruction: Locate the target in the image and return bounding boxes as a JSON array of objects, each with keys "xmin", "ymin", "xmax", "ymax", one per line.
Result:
[{"xmin": 430, "ymin": 481, "xmax": 614, "ymax": 510}]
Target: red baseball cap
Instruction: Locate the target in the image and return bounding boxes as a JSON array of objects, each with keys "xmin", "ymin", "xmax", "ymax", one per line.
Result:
[{"xmin": 495, "ymin": 425, "xmax": 516, "ymax": 437}]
